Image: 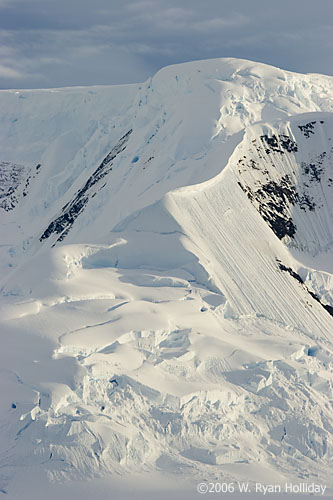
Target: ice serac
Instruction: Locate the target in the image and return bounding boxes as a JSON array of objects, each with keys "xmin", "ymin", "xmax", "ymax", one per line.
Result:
[{"xmin": 0, "ymin": 58, "xmax": 333, "ymax": 496}]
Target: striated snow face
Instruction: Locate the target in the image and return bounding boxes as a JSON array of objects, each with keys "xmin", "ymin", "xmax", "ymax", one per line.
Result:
[{"xmin": 0, "ymin": 58, "xmax": 333, "ymax": 498}]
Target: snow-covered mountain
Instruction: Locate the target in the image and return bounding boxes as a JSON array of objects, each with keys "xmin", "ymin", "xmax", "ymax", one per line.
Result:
[{"xmin": 0, "ymin": 58, "xmax": 333, "ymax": 498}]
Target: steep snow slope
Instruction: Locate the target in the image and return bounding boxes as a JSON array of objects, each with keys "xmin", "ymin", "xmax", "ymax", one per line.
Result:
[
  {"xmin": 0, "ymin": 58, "xmax": 333, "ymax": 498},
  {"xmin": 1, "ymin": 58, "xmax": 333, "ymax": 263}
]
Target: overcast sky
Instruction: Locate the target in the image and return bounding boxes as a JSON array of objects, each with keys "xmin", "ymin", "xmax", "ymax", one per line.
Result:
[{"xmin": 0, "ymin": 0, "xmax": 332, "ymax": 89}]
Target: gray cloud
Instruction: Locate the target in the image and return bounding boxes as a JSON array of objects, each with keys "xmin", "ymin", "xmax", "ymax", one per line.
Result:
[
  {"xmin": 0, "ymin": 0, "xmax": 332, "ymax": 89},
  {"xmin": 0, "ymin": 63, "xmax": 24, "ymax": 79}
]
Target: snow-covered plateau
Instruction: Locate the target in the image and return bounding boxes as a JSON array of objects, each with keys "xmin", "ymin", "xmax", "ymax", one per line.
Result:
[{"xmin": 0, "ymin": 58, "xmax": 333, "ymax": 499}]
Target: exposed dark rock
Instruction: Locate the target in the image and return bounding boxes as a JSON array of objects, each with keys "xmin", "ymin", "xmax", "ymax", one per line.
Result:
[
  {"xmin": 298, "ymin": 121, "xmax": 316, "ymax": 138},
  {"xmin": 0, "ymin": 162, "xmax": 41, "ymax": 211},
  {"xmin": 40, "ymin": 130, "xmax": 132, "ymax": 245},
  {"xmin": 299, "ymin": 192, "xmax": 316, "ymax": 211},
  {"xmin": 143, "ymin": 156, "xmax": 154, "ymax": 170},
  {"xmin": 277, "ymin": 260, "xmax": 333, "ymax": 318},
  {"xmin": 237, "ymin": 126, "xmax": 332, "ymax": 241},
  {"xmin": 301, "ymin": 153, "xmax": 325, "ymax": 183},
  {"xmin": 249, "ymin": 159, "xmax": 260, "ymax": 170},
  {"xmin": 238, "ymin": 175, "xmax": 298, "ymax": 239},
  {"xmin": 0, "ymin": 162, "xmax": 25, "ymax": 211},
  {"xmin": 260, "ymin": 134, "xmax": 298, "ymax": 154},
  {"xmin": 277, "ymin": 261, "xmax": 303, "ymax": 284},
  {"xmin": 322, "ymin": 303, "xmax": 333, "ymax": 316}
]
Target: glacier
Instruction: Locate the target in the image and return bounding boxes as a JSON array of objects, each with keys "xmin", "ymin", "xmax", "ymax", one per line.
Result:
[{"xmin": 0, "ymin": 58, "xmax": 333, "ymax": 499}]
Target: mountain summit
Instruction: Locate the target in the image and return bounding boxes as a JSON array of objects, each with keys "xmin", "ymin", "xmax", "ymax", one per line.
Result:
[{"xmin": 0, "ymin": 58, "xmax": 333, "ymax": 497}]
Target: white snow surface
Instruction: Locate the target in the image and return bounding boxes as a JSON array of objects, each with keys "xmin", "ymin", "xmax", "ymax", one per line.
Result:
[{"xmin": 0, "ymin": 57, "xmax": 333, "ymax": 498}]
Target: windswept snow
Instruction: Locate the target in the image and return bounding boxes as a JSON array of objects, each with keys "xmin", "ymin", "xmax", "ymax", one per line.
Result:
[{"xmin": 0, "ymin": 58, "xmax": 333, "ymax": 498}]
